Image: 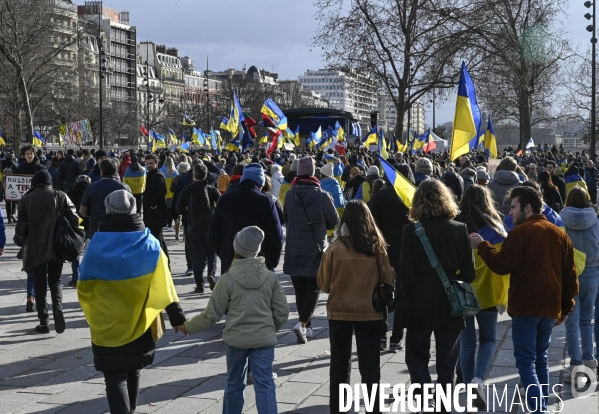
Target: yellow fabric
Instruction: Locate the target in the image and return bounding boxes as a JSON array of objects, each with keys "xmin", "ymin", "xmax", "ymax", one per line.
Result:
[
  {"xmin": 78, "ymin": 251, "xmax": 178, "ymax": 347},
  {"xmin": 123, "ymin": 175, "xmax": 146, "ymax": 195},
  {"xmin": 327, "ymin": 207, "xmax": 344, "ymax": 237},
  {"xmin": 484, "ymin": 130, "xmax": 498, "ymax": 158},
  {"xmin": 278, "ymin": 182, "xmax": 291, "ymax": 207},
  {"xmin": 565, "ymin": 181, "xmax": 590, "ymax": 205},
  {"xmin": 165, "ymin": 176, "xmax": 175, "ymax": 199},
  {"xmin": 361, "ymin": 182, "xmax": 371, "ymax": 202},
  {"xmin": 451, "ymin": 95, "xmax": 477, "ymax": 160},
  {"xmin": 472, "ymin": 244, "xmax": 509, "ymax": 309}
]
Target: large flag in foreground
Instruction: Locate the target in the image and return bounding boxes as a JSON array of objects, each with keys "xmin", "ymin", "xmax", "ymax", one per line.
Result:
[
  {"xmin": 78, "ymin": 229, "xmax": 178, "ymax": 347},
  {"xmin": 451, "ymin": 62, "xmax": 481, "ymax": 161},
  {"xmin": 377, "ymin": 155, "xmax": 416, "ymax": 208}
]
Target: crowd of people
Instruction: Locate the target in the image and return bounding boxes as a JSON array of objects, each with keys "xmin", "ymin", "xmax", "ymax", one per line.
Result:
[{"xmin": 0, "ymin": 141, "xmax": 596, "ymax": 413}]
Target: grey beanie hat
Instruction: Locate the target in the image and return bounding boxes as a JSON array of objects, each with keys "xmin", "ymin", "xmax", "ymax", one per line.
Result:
[
  {"xmin": 233, "ymin": 226, "xmax": 264, "ymax": 258},
  {"xmin": 105, "ymin": 189, "xmax": 136, "ymax": 215},
  {"xmin": 415, "ymin": 157, "xmax": 433, "ymax": 176}
]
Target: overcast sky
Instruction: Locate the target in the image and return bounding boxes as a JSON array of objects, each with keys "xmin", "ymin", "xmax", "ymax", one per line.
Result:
[{"xmin": 101, "ymin": 0, "xmax": 592, "ymax": 126}]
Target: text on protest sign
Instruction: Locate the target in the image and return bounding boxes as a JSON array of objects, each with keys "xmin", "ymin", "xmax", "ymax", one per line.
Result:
[
  {"xmin": 59, "ymin": 119, "xmax": 94, "ymax": 145},
  {"xmin": 4, "ymin": 175, "xmax": 33, "ymax": 201}
]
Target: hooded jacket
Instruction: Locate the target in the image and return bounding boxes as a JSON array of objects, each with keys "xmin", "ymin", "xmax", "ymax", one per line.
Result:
[
  {"xmin": 176, "ymin": 180, "xmax": 220, "ymax": 233},
  {"xmin": 118, "ymin": 153, "xmax": 131, "ymax": 180},
  {"xmin": 270, "ymin": 165, "xmax": 284, "ymax": 198},
  {"xmin": 56, "ymin": 155, "xmax": 82, "ymax": 190},
  {"xmin": 487, "ymin": 170, "xmax": 522, "ymax": 215},
  {"xmin": 184, "ymin": 256, "xmax": 289, "ymax": 349},
  {"xmin": 320, "ymin": 177, "xmax": 344, "ymax": 208},
  {"xmin": 560, "ymin": 207, "xmax": 599, "ymax": 267},
  {"xmin": 283, "ymin": 177, "xmax": 339, "ymax": 277}
]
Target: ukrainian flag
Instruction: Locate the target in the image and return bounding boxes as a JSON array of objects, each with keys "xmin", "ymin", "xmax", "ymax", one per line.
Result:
[
  {"xmin": 450, "ymin": 62, "xmax": 481, "ymax": 161},
  {"xmin": 377, "ymin": 155, "xmax": 416, "ymax": 208},
  {"xmin": 78, "ymin": 229, "xmax": 178, "ymax": 347},
  {"xmin": 504, "ymin": 204, "xmax": 586, "ymax": 275},
  {"xmin": 0, "ymin": 132, "xmax": 5, "ymax": 146},
  {"xmin": 220, "ymin": 117, "xmax": 229, "ymax": 131},
  {"xmin": 123, "ymin": 166, "xmax": 146, "ymax": 195},
  {"xmin": 33, "ymin": 131, "xmax": 45, "ymax": 147},
  {"xmin": 261, "ymin": 98, "xmax": 287, "ymax": 131},
  {"xmin": 168, "ymin": 128, "xmax": 178, "ymax": 145},
  {"xmin": 484, "ymin": 117, "xmax": 498, "ymax": 158},
  {"xmin": 361, "ymin": 126, "xmax": 377, "ymax": 146},
  {"xmin": 183, "ymin": 113, "xmax": 196, "ymax": 126},
  {"xmin": 160, "ymin": 165, "xmax": 179, "ymax": 199},
  {"xmin": 294, "ymin": 125, "xmax": 301, "ymax": 146},
  {"xmin": 378, "ymin": 128, "xmax": 388, "ymax": 160},
  {"xmin": 472, "ymin": 225, "xmax": 509, "ymax": 309},
  {"xmin": 565, "ymin": 174, "xmax": 590, "ymax": 203}
]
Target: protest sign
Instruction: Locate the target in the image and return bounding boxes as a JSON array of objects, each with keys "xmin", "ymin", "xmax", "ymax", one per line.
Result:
[{"xmin": 4, "ymin": 175, "xmax": 33, "ymax": 201}]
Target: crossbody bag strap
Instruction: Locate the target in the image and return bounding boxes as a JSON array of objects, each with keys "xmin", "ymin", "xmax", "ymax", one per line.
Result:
[{"xmin": 414, "ymin": 222, "xmax": 451, "ymax": 290}]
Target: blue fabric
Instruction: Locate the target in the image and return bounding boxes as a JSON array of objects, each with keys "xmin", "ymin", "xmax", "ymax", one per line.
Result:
[
  {"xmin": 124, "ymin": 167, "xmax": 146, "ymax": 179},
  {"xmin": 566, "ymin": 174, "xmax": 584, "ymax": 184},
  {"xmin": 88, "ymin": 169, "xmax": 101, "ymax": 183},
  {"xmin": 511, "ymin": 316, "xmax": 556, "ymax": 413},
  {"xmin": 320, "ymin": 177, "xmax": 344, "ymax": 208},
  {"xmin": 0, "ymin": 205, "xmax": 5, "ymax": 247},
  {"xmin": 159, "ymin": 165, "xmax": 179, "ymax": 179},
  {"xmin": 223, "ymin": 345, "xmax": 276, "ymax": 414},
  {"xmin": 460, "ymin": 311, "xmax": 498, "ymax": 384},
  {"xmin": 333, "ymin": 162, "xmax": 344, "ymax": 177},
  {"xmin": 585, "ymin": 168, "xmax": 599, "ymax": 189},
  {"xmin": 504, "ymin": 203, "xmax": 562, "ymax": 231},
  {"xmin": 561, "ymin": 207, "xmax": 599, "ymax": 267},
  {"xmin": 27, "ymin": 272, "xmax": 35, "ymax": 298},
  {"xmin": 240, "ymin": 163, "xmax": 265, "ymax": 187},
  {"xmin": 80, "ymin": 229, "xmax": 159, "ymax": 281},
  {"xmin": 566, "ymin": 266, "xmax": 599, "ymax": 365}
]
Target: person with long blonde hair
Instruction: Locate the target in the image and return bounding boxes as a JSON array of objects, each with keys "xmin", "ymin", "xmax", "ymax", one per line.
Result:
[
  {"xmin": 399, "ymin": 179, "xmax": 476, "ymax": 413},
  {"xmin": 317, "ymin": 200, "xmax": 394, "ymax": 414}
]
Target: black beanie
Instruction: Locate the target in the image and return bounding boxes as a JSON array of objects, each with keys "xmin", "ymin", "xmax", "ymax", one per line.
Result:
[{"xmin": 31, "ymin": 169, "xmax": 52, "ymax": 187}]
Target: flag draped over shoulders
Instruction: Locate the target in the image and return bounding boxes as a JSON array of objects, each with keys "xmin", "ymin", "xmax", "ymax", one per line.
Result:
[
  {"xmin": 78, "ymin": 229, "xmax": 178, "ymax": 347},
  {"xmin": 472, "ymin": 225, "xmax": 509, "ymax": 309}
]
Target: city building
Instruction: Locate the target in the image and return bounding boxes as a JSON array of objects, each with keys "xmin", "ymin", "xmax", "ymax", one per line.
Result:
[
  {"xmin": 278, "ymin": 80, "xmax": 329, "ymax": 109},
  {"xmin": 182, "ymin": 56, "xmax": 223, "ymax": 129},
  {"xmin": 378, "ymin": 92, "xmax": 426, "ymax": 136},
  {"xmin": 297, "ymin": 69, "xmax": 378, "ymax": 131}
]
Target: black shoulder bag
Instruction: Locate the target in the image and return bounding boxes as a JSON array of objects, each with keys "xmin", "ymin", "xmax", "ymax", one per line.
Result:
[
  {"xmin": 53, "ymin": 191, "xmax": 85, "ymax": 262},
  {"xmin": 372, "ymin": 253, "xmax": 395, "ymax": 313}
]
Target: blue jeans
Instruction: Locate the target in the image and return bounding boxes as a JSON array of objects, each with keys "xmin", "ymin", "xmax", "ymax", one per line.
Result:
[
  {"xmin": 460, "ymin": 310, "xmax": 498, "ymax": 384},
  {"xmin": 512, "ymin": 316, "xmax": 556, "ymax": 413},
  {"xmin": 71, "ymin": 258, "xmax": 80, "ymax": 282},
  {"xmin": 566, "ymin": 267, "xmax": 599, "ymax": 365},
  {"xmin": 26, "ymin": 272, "xmax": 35, "ymax": 298},
  {"xmin": 223, "ymin": 345, "xmax": 276, "ymax": 414}
]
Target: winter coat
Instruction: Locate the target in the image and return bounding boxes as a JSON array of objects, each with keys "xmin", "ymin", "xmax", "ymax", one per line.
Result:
[
  {"xmin": 283, "ymin": 177, "xmax": 339, "ymax": 277},
  {"xmin": 320, "ymin": 177, "xmax": 344, "ymax": 208},
  {"xmin": 317, "ymin": 230, "xmax": 394, "ymax": 321},
  {"xmin": 488, "ymin": 170, "xmax": 522, "ymax": 215},
  {"xmin": 413, "ymin": 172, "xmax": 430, "ymax": 187},
  {"xmin": 341, "ymin": 162, "xmax": 365, "ymax": 183},
  {"xmin": 344, "ymin": 174, "xmax": 364, "ymax": 201},
  {"xmin": 184, "ymin": 256, "xmax": 289, "ymax": 349},
  {"xmin": 143, "ymin": 168, "xmax": 168, "ymax": 230},
  {"xmin": 217, "ymin": 171, "xmax": 230, "ymax": 194},
  {"xmin": 565, "ymin": 174, "xmax": 590, "ymax": 204},
  {"xmin": 399, "ymin": 217, "xmax": 476, "ymax": 332},
  {"xmin": 16, "ymin": 186, "xmax": 79, "ymax": 271},
  {"xmin": 543, "ymin": 186, "xmax": 563, "ymax": 213},
  {"xmin": 118, "ymin": 154, "xmax": 131, "ymax": 181},
  {"xmin": 224, "ymin": 158, "xmax": 237, "ymax": 177},
  {"xmin": 270, "ymin": 166, "xmax": 284, "ymax": 199},
  {"xmin": 80, "ymin": 176, "xmax": 131, "ymax": 238},
  {"xmin": 88, "ymin": 164, "xmax": 102, "ymax": 183},
  {"xmin": 203, "ymin": 161, "xmax": 222, "ymax": 187},
  {"xmin": 176, "ymin": 180, "xmax": 220, "ymax": 233},
  {"xmin": 226, "ymin": 177, "xmax": 241, "ymax": 193},
  {"xmin": 56, "ymin": 155, "xmax": 82, "ymax": 191},
  {"xmin": 172, "ymin": 170, "xmax": 193, "ymax": 222},
  {"xmin": 90, "ymin": 213, "xmax": 186, "ymax": 373},
  {"xmin": 551, "ymin": 174, "xmax": 567, "ymax": 202},
  {"xmin": 123, "ymin": 163, "xmax": 146, "ymax": 195},
  {"xmin": 15, "ymin": 157, "xmax": 46, "ymax": 176},
  {"xmin": 369, "ymin": 185, "xmax": 410, "ymax": 268},
  {"xmin": 561, "ymin": 207, "xmax": 599, "ymax": 267},
  {"xmin": 209, "ymin": 180, "xmax": 284, "ymax": 273},
  {"xmin": 67, "ymin": 181, "xmax": 90, "ymax": 231},
  {"xmin": 585, "ymin": 167, "xmax": 599, "ymax": 190}
]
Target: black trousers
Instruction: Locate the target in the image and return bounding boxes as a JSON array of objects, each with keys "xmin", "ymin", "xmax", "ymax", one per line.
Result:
[
  {"xmin": 183, "ymin": 221, "xmax": 192, "ymax": 269},
  {"xmin": 291, "ymin": 276, "xmax": 320, "ymax": 327},
  {"xmin": 32, "ymin": 261, "xmax": 64, "ymax": 325},
  {"xmin": 5, "ymin": 201, "xmax": 16, "ymax": 218},
  {"xmin": 187, "ymin": 228, "xmax": 216, "ymax": 288},
  {"xmin": 148, "ymin": 226, "xmax": 170, "ymax": 266},
  {"xmin": 589, "ymin": 187, "xmax": 598, "ymax": 204},
  {"xmin": 133, "ymin": 194, "xmax": 142, "ymax": 215},
  {"xmin": 104, "ymin": 369, "xmax": 141, "ymax": 414},
  {"xmin": 388, "ymin": 253, "xmax": 405, "ymax": 343},
  {"xmin": 405, "ymin": 328, "xmax": 461, "ymax": 414},
  {"xmin": 329, "ymin": 319, "xmax": 383, "ymax": 414}
]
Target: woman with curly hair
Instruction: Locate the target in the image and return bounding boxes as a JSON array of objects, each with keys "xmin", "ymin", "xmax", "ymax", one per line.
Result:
[{"xmin": 399, "ymin": 179, "xmax": 476, "ymax": 413}]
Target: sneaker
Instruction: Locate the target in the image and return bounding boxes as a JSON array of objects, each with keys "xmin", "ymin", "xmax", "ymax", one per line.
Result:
[
  {"xmin": 471, "ymin": 378, "xmax": 486, "ymax": 410},
  {"xmin": 53, "ymin": 309, "xmax": 66, "ymax": 334},
  {"xmin": 68, "ymin": 280, "xmax": 77, "ymax": 287},
  {"xmin": 35, "ymin": 324, "xmax": 50, "ymax": 334},
  {"xmin": 26, "ymin": 300, "xmax": 34, "ymax": 313},
  {"xmin": 185, "ymin": 269, "xmax": 194, "ymax": 276},
  {"xmin": 389, "ymin": 342, "xmax": 404, "ymax": 353},
  {"xmin": 306, "ymin": 327, "xmax": 313, "ymax": 338},
  {"xmin": 294, "ymin": 322, "xmax": 307, "ymax": 344},
  {"xmin": 194, "ymin": 286, "xmax": 205, "ymax": 294},
  {"xmin": 272, "ymin": 372, "xmax": 278, "ymax": 380},
  {"xmin": 380, "ymin": 338, "xmax": 387, "ymax": 350},
  {"xmin": 207, "ymin": 275, "xmax": 216, "ymax": 291}
]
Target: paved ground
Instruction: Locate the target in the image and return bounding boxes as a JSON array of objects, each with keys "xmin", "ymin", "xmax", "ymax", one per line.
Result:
[{"xmin": 0, "ymin": 203, "xmax": 598, "ymax": 413}]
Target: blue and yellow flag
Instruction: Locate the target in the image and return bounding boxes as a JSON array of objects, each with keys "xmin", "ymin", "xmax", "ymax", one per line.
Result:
[
  {"xmin": 378, "ymin": 128, "xmax": 388, "ymax": 160},
  {"xmin": 451, "ymin": 62, "xmax": 481, "ymax": 161},
  {"xmin": 150, "ymin": 130, "xmax": 166, "ymax": 148},
  {"xmin": 183, "ymin": 113, "xmax": 196, "ymax": 126},
  {"xmin": 0, "ymin": 132, "xmax": 5, "ymax": 146},
  {"xmin": 293, "ymin": 125, "xmax": 301, "ymax": 146},
  {"xmin": 220, "ymin": 117, "xmax": 229, "ymax": 131},
  {"xmin": 168, "ymin": 128, "xmax": 178, "ymax": 145},
  {"xmin": 33, "ymin": 131, "xmax": 45, "ymax": 147},
  {"xmin": 123, "ymin": 166, "xmax": 146, "ymax": 194},
  {"xmin": 472, "ymin": 225, "xmax": 509, "ymax": 309},
  {"xmin": 377, "ymin": 155, "xmax": 416, "ymax": 208},
  {"xmin": 78, "ymin": 229, "xmax": 178, "ymax": 347},
  {"xmin": 361, "ymin": 126, "xmax": 377, "ymax": 146},
  {"xmin": 261, "ymin": 98, "xmax": 287, "ymax": 131},
  {"xmin": 484, "ymin": 117, "xmax": 498, "ymax": 158}
]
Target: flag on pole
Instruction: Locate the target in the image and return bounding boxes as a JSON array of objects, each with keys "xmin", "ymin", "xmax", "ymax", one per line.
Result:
[
  {"xmin": 183, "ymin": 113, "xmax": 196, "ymax": 126},
  {"xmin": 168, "ymin": 128, "xmax": 177, "ymax": 145},
  {"xmin": 484, "ymin": 117, "xmax": 498, "ymax": 158},
  {"xmin": 378, "ymin": 155, "xmax": 416, "ymax": 208},
  {"xmin": 0, "ymin": 132, "xmax": 5, "ymax": 146},
  {"xmin": 266, "ymin": 130, "xmax": 282, "ymax": 156},
  {"xmin": 526, "ymin": 137, "xmax": 535, "ymax": 149},
  {"xmin": 378, "ymin": 128, "xmax": 389, "ymax": 160},
  {"xmin": 33, "ymin": 131, "xmax": 45, "ymax": 146},
  {"xmin": 261, "ymin": 98, "xmax": 287, "ymax": 131},
  {"xmin": 220, "ymin": 117, "xmax": 229, "ymax": 131},
  {"xmin": 450, "ymin": 62, "xmax": 481, "ymax": 161},
  {"xmin": 361, "ymin": 126, "xmax": 377, "ymax": 146},
  {"xmin": 293, "ymin": 125, "xmax": 301, "ymax": 146},
  {"xmin": 140, "ymin": 125, "xmax": 149, "ymax": 137}
]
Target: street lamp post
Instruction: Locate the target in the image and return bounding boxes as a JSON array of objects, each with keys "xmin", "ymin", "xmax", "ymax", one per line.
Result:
[
  {"xmin": 204, "ymin": 56, "xmax": 211, "ymax": 131},
  {"xmin": 97, "ymin": 1, "xmax": 104, "ymax": 149},
  {"xmin": 586, "ymin": 0, "xmax": 597, "ymax": 161}
]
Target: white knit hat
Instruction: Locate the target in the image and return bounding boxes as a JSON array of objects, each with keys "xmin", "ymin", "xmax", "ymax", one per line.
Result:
[{"xmin": 320, "ymin": 162, "xmax": 334, "ymax": 178}]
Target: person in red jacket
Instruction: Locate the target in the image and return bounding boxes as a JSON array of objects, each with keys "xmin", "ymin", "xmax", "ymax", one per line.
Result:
[
  {"xmin": 470, "ymin": 186, "xmax": 578, "ymax": 413},
  {"xmin": 118, "ymin": 152, "xmax": 131, "ymax": 181}
]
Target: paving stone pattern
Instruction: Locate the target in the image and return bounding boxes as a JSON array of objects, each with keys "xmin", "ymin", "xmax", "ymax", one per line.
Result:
[{"xmin": 0, "ymin": 205, "xmax": 595, "ymax": 413}]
